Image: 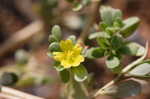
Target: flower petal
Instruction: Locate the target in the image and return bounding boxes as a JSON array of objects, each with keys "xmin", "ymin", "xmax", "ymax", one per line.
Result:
[
  {"xmin": 72, "ymin": 55, "xmax": 85, "ymax": 67},
  {"xmin": 52, "ymin": 40, "xmax": 85, "ymax": 68},
  {"xmin": 74, "ymin": 44, "xmax": 82, "ymax": 54},
  {"xmin": 60, "ymin": 40, "xmax": 73, "ymax": 51},
  {"xmin": 53, "ymin": 52, "xmax": 64, "ymax": 61},
  {"xmin": 61, "ymin": 60, "xmax": 72, "ymax": 68}
]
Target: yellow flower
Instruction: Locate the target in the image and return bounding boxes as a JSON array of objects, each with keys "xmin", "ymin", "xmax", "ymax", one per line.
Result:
[{"xmin": 53, "ymin": 40, "xmax": 84, "ymax": 68}]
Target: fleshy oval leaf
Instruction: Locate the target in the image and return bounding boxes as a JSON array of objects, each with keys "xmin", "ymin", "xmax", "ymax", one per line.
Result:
[
  {"xmin": 48, "ymin": 42, "xmax": 61, "ymax": 52},
  {"xmin": 85, "ymin": 47, "xmax": 105, "ymax": 59},
  {"xmin": 106, "ymin": 56, "xmax": 120, "ymax": 69},
  {"xmin": 51, "ymin": 25, "xmax": 62, "ymax": 41},
  {"xmin": 89, "ymin": 32, "xmax": 110, "ymax": 40},
  {"xmin": 128, "ymin": 62, "xmax": 150, "ymax": 77},
  {"xmin": 101, "ymin": 80, "xmax": 141, "ymax": 98},
  {"xmin": 120, "ymin": 17, "xmax": 140, "ymax": 38},
  {"xmin": 120, "ymin": 42, "xmax": 145, "ymax": 56},
  {"xmin": 72, "ymin": 65, "xmax": 88, "ymax": 82},
  {"xmin": 60, "ymin": 69, "xmax": 70, "ymax": 83}
]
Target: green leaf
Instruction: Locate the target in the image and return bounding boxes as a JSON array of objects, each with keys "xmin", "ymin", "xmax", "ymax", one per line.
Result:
[
  {"xmin": 53, "ymin": 61, "xmax": 65, "ymax": 71},
  {"xmin": 105, "ymin": 27, "xmax": 118, "ymax": 34},
  {"xmin": 101, "ymin": 80, "xmax": 141, "ymax": 98},
  {"xmin": 112, "ymin": 9, "xmax": 122, "ymax": 21},
  {"xmin": 128, "ymin": 62, "xmax": 150, "ymax": 77},
  {"xmin": 106, "ymin": 56, "xmax": 120, "ymax": 69},
  {"xmin": 99, "ymin": 22, "xmax": 108, "ymax": 31},
  {"xmin": 120, "ymin": 17, "xmax": 140, "ymax": 37},
  {"xmin": 72, "ymin": 65, "xmax": 88, "ymax": 82},
  {"xmin": 97, "ymin": 38, "xmax": 110, "ymax": 49},
  {"xmin": 60, "ymin": 69, "xmax": 70, "ymax": 83},
  {"xmin": 85, "ymin": 47, "xmax": 104, "ymax": 59},
  {"xmin": 89, "ymin": 32, "xmax": 110, "ymax": 40},
  {"xmin": 51, "ymin": 25, "xmax": 62, "ymax": 41},
  {"xmin": 48, "ymin": 42, "xmax": 61, "ymax": 52},
  {"xmin": 100, "ymin": 6, "xmax": 122, "ymax": 26},
  {"xmin": 113, "ymin": 18, "xmax": 123, "ymax": 28},
  {"xmin": 111, "ymin": 35, "xmax": 123, "ymax": 49},
  {"xmin": 67, "ymin": 35, "xmax": 76, "ymax": 44},
  {"xmin": 115, "ymin": 80, "xmax": 141, "ymax": 98},
  {"xmin": 0, "ymin": 72, "xmax": 18, "ymax": 86},
  {"xmin": 100, "ymin": 6, "xmax": 114, "ymax": 26},
  {"xmin": 48, "ymin": 35, "xmax": 58, "ymax": 43},
  {"xmin": 73, "ymin": 3, "xmax": 83, "ymax": 11},
  {"xmin": 120, "ymin": 42, "xmax": 145, "ymax": 56},
  {"xmin": 54, "ymin": 65, "xmax": 65, "ymax": 71}
]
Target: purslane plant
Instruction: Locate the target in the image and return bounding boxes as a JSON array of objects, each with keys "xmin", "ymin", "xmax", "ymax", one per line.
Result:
[
  {"xmin": 87, "ymin": 6, "xmax": 143, "ymax": 73},
  {"xmin": 48, "ymin": 6, "xmax": 150, "ymax": 98},
  {"xmin": 48, "ymin": 25, "xmax": 88, "ymax": 83},
  {"xmin": 90, "ymin": 6, "xmax": 149, "ymax": 98}
]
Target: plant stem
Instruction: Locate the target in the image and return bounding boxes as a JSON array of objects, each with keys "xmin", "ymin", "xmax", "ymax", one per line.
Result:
[
  {"xmin": 121, "ymin": 42, "xmax": 148, "ymax": 73},
  {"xmin": 94, "ymin": 41, "xmax": 149, "ymax": 97},
  {"xmin": 78, "ymin": 1, "xmax": 101, "ymax": 42},
  {"xmin": 94, "ymin": 74, "xmax": 121, "ymax": 97}
]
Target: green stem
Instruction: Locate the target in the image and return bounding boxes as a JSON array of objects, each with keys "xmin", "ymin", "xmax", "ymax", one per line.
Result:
[
  {"xmin": 121, "ymin": 41, "xmax": 148, "ymax": 73},
  {"xmin": 65, "ymin": 69, "xmax": 90, "ymax": 99},
  {"xmin": 94, "ymin": 41, "xmax": 149, "ymax": 97}
]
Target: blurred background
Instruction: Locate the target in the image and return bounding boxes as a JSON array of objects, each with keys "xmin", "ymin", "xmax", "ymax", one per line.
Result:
[{"xmin": 0, "ymin": 0, "xmax": 150, "ymax": 99}]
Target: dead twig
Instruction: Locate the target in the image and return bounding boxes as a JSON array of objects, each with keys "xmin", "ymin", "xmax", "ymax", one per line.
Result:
[
  {"xmin": 78, "ymin": 1, "xmax": 101, "ymax": 42},
  {"xmin": 1, "ymin": 86, "xmax": 44, "ymax": 99},
  {"xmin": 0, "ymin": 20, "xmax": 44, "ymax": 58}
]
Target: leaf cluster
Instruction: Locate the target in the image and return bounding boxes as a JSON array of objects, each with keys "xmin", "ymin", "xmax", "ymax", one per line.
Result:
[
  {"xmin": 47, "ymin": 6, "xmax": 150, "ymax": 98},
  {"xmin": 87, "ymin": 6, "xmax": 144, "ymax": 72}
]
